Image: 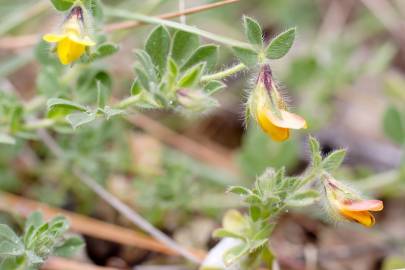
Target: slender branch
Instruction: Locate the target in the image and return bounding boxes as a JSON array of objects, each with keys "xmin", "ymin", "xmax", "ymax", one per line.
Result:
[
  {"xmin": 178, "ymin": 0, "xmax": 186, "ymax": 24},
  {"xmin": 25, "ymin": 119, "xmax": 55, "ymax": 130},
  {"xmin": 36, "ymin": 129, "xmax": 202, "ymax": 264},
  {"xmin": 117, "ymin": 95, "xmax": 141, "ymax": 109},
  {"xmin": 104, "ymin": 8, "xmax": 250, "ymax": 49},
  {"xmin": 43, "ymin": 256, "xmax": 118, "ymax": 270},
  {"xmin": 201, "ymin": 63, "xmax": 247, "ymax": 82}
]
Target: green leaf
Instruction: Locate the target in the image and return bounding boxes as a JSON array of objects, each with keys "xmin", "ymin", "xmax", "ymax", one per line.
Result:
[
  {"xmin": 227, "ymin": 186, "xmax": 251, "ymax": 196},
  {"xmin": 308, "ymin": 135, "xmax": 322, "ymax": 167},
  {"xmin": 0, "ymin": 133, "xmax": 16, "ymax": 145},
  {"xmin": 322, "ymin": 149, "xmax": 346, "ymax": 172},
  {"xmin": 50, "ymin": 0, "xmax": 74, "ymax": 11},
  {"xmin": 223, "ymin": 243, "xmax": 249, "ymax": 266},
  {"xmin": 130, "ymin": 79, "xmax": 143, "ymax": 96},
  {"xmin": 243, "ymin": 16, "xmax": 263, "ymax": 47},
  {"xmin": 66, "ymin": 112, "xmax": 96, "ymax": 129},
  {"xmin": 96, "ymin": 80, "xmax": 108, "ymax": 108},
  {"xmin": 249, "ymin": 205, "xmax": 261, "ymax": 222},
  {"xmin": 178, "ymin": 63, "xmax": 205, "ymax": 88},
  {"xmin": 261, "ymin": 246, "xmax": 275, "ymax": 269},
  {"xmin": 249, "ymin": 238, "xmax": 268, "ymax": 252},
  {"xmin": 232, "ymin": 46, "xmax": 258, "ymax": 67},
  {"xmin": 0, "ymin": 241, "xmax": 24, "ymax": 256},
  {"xmin": 287, "ymin": 189, "xmax": 319, "ymax": 207},
  {"xmin": 266, "ymin": 27, "xmax": 296, "ymax": 59},
  {"xmin": 49, "ymin": 216, "xmax": 69, "ymax": 235},
  {"xmin": 0, "ymin": 224, "xmax": 22, "ymax": 247},
  {"xmin": 47, "ymin": 98, "xmax": 86, "ymax": 112},
  {"xmin": 212, "ymin": 228, "xmax": 244, "ymax": 240},
  {"xmin": 84, "ymin": 0, "xmax": 103, "ymax": 22},
  {"xmin": 0, "ymin": 257, "xmax": 26, "ymax": 270},
  {"xmin": 383, "ymin": 106, "xmax": 405, "ymax": 144},
  {"xmin": 134, "ymin": 67, "xmax": 151, "ymax": 91},
  {"xmin": 93, "ymin": 43, "xmax": 119, "ymax": 59},
  {"xmin": 102, "ymin": 107, "xmax": 125, "ymax": 119},
  {"xmin": 244, "ymin": 193, "xmax": 262, "ymax": 204},
  {"xmin": 25, "ymin": 212, "xmax": 43, "ymax": 231},
  {"xmin": 166, "ymin": 58, "xmax": 179, "ymax": 91},
  {"xmin": 134, "ymin": 50, "xmax": 158, "ymax": 83},
  {"xmin": 171, "ymin": 31, "xmax": 200, "ymax": 66},
  {"xmin": 54, "ymin": 236, "xmax": 84, "ymax": 257},
  {"xmin": 203, "ymin": 80, "xmax": 226, "ymax": 94},
  {"xmin": 181, "ymin": 45, "xmax": 218, "ymax": 72},
  {"xmin": 145, "ymin": 25, "xmax": 171, "ymax": 78},
  {"xmin": 10, "ymin": 106, "xmax": 23, "ymax": 133}
]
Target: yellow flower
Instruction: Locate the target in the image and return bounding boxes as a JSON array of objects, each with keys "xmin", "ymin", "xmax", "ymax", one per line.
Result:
[
  {"xmin": 249, "ymin": 65, "xmax": 306, "ymax": 141},
  {"xmin": 43, "ymin": 6, "xmax": 95, "ymax": 65},
  {"xmin": 324, "ymin": 177, "xmax": 383, "ymax": 227}
]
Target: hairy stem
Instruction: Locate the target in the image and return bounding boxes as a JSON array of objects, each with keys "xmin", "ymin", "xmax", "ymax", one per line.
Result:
[
  {"xmin": 105, "ymin": 8, "xmax": 251, "ymax": 49},
  {"xmin": 201, "ymin": 63, "xmax": 247, "ymax": 82}
]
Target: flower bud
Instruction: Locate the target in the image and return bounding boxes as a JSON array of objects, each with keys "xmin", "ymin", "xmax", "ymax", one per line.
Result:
[
  {"xmin": 43, "ymin": 5, "xmax": 95, "ymax": 65},
  {"xmin": 176, "ymin": 89, "xmax": 218, "ymax": 113},
  {"xmin": 247, "ymin": 64, "xmax": 306, "ymax": 141},
  {"xmin": 323, "ymin": 176, "xmax": 383, "ymax": 227}
]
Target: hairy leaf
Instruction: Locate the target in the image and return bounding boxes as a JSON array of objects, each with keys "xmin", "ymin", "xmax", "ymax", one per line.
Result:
[
  {"xmin": 266, "ymin": 27, "xmax": 296, "ymax": 59},
  {"xmin": 145, "ymin": 25, "xmax": 171, "ymax": 78},
  {"xmin": 243, "ymin": 16, "xmax": 263, "ymax": 47},
  {"xmin": 232, "ymin": 46, "xmax": 258, "ymax": 67}
]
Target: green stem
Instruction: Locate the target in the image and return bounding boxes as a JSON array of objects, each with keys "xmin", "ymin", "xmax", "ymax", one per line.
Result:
[
  {"xmin": 25, "ymin": 119, "xmax": 55, "ymax": 130},
  {"xmin": 105, "ymin": 8, "xmax": 251, "ymax": 49},
  {"xmin": 201, "ymin": 63, "xmax": 247, "ymax": 82},
  {"xmin": 297, "ymin": 166, "xmax": 320, "ymax": 190},
  {"xmin": 116, "ymin": 95, "xmax": 141, "ymax": 109}
]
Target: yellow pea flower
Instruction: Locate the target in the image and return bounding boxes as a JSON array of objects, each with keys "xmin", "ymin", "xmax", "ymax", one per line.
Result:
[
  {"xmin": 248, "ymin": 65, "xmax": 307, "ymax": 141},
  {"xmin": 324, "ymin": 177, "xmax": 383, "ymax": 227},
  {"xmin": 43, "ymin": 6, "xmax": 95, "ymax": 65}
]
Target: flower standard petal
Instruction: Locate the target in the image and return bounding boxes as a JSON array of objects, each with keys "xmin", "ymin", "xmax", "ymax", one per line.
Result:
[
  {"xmin": 43, "ymin": 34, "xmax": 66, "ymax": 43},
  {"xmin": 267, "ymin": 110, "xmax": 307, "ymax": 130},
  {"xmin": 343, "ymin": 200, "xmax": 384, "ymax": 212},
  {"xmin": 67, "ymin": 32, "xmax": 96, "ymax": 46}
]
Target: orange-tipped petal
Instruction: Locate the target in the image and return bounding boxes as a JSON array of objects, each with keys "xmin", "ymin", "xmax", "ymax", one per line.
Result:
[
  {"xmin": 268, "ymin": 110, "xmax": 307, "ymax": 130},
  {"xmin": 67, "ymin": 33, "xmax": 96, "ymax": 46},
  {"xmin": 257, "ymin": 108, "xmax": 290, "ymax": 141},
  {"xmin": 340, "ymin": 209, "xmax": 375, "ymax": 227},
  {"xmin": 343, "ymin": 200, "xmax": 383, "ymax": 212}
]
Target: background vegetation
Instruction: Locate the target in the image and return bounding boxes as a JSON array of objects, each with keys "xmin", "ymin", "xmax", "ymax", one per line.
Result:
[{"xmin": 0, "ymin": 0, "xmax": 404, "ymax": 269}]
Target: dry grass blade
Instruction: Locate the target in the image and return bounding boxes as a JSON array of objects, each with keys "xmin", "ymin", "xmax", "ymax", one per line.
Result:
[
  {"xmin": 0, "ymin": 0, "xmax": 240, "ymax": 49},
  {"xmin": 0, "ymin": 191, "xmax": 205, "ymax": 257},
  {"xmin": 42, "ymin": 257, "xmax": 119, "ymax": 270},
  {"xmin": 105, "ymin": 0, "xmax": 240, "ymax": 32},
  {"xmin": 126, "ymin": 114, "xmax": 238, "ymax": 175}
]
